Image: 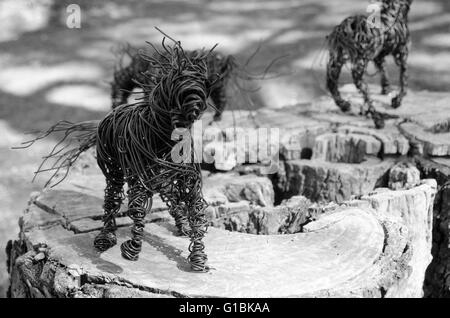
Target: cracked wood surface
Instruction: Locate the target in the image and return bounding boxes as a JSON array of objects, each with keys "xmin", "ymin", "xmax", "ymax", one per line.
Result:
[{"xmin": 8, "ymin": 170, "xmax": 436, "ymax": 297}]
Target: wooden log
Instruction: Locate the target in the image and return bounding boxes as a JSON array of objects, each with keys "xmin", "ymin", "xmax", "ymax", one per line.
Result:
[
  {"xmin": 6, "ymin": 170, "xmax": 436, "ymax": 298},
  {"xmin": 7, "ymin": 87, "xmax": 446, "ymax": 297}
]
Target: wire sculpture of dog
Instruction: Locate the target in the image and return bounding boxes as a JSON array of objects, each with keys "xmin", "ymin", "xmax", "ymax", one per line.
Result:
[
  {"xmin": 111, "ymin": 45, "xmax": 236, "ymax": 121},
  {"xmin": 16, "ymin": 29, "xmax": 285, "ymax": 272},
  {"xmin": 18, "ymin": 37, "xmax": 215, "ymax": 272},
  {"xmin": 326, "ymin": 0, "xmax": 412, "ymax": 128}
]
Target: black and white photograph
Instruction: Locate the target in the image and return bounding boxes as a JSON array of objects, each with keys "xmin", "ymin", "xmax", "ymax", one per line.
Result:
[{"xmin": 0, "ymin": 0, "xmax": 449, "ymax": 301}]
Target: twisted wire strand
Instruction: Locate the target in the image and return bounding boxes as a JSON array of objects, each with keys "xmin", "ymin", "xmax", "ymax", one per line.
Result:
[
  {"xmin": 94, "ymin": 172, "xmax": 125, "ymax": 251},
  {"xmin": 121, "ymin": 181, "xmax": 152, "ymax": 260},
  {"xmin": 158, "ymin": 162, "xmax": 209, "ymax": 271},
  {"xmin": 13, "ymin": 120, "xmax": 98, "ymax": 187}
]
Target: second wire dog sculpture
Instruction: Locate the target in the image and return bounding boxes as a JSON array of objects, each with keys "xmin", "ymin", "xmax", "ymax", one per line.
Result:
[{"xmin": 326, "ymin": 0, "xmax": 412, "ymax": 128}]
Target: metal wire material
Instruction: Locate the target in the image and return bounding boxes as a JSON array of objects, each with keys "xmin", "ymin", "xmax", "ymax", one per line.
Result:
[
  {"xmin": 94, "ymin": 38, "xmax": 211, "ymax": 271},
  {"xmin": 326, "ymin": 0, "xmax": 412, "ymax": 129},
  {"xmin": 19, "ymin": 36, "xmax": 213, "ymax": 272},
  {"xmin": 111, "ymin": 41, "xmax": 287, "ymax": 124},
  {"xmin": 18, "ymin": 28, "xmax": 289, "ymax": 272},
  {"xmin": 111, "ymin": 46, "xmax": 239, "ymax": 120},
  {"xmin": 13, "ymin": 120, "xmax": 98, "ymax": 188}
]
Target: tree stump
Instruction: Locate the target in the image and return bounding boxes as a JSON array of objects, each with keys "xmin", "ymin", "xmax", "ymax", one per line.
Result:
[
  {"xmin": 8, "ymin": 86, "xmax": 447, "ymax": 297},
  {"xmin": 6, "ymin": 168, "xmax": 436, "ymax": 297}
]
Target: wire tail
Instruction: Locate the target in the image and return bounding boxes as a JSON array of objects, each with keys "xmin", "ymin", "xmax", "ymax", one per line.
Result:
[{"xmin": 15, "ymin": 120, "xmax": 99, "ymax": 188}]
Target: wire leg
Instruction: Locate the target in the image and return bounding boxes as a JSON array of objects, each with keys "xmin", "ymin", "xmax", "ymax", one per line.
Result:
[
  {"xmin": 121, "ymin": 180, "xmax": 152, "ymax": 261},
  {"xmin": 94, "ymin": 174, "xmax": 124, "ymax": 251},
  {"xmin": 352, "ymin": 59, "xmax": 385, "ymax": 129},
  {"xmin": 374, "ymin": 55, "xmax": 391, "ymax": 95},
  {"xmin": 186, "ymin": 182, "xmax": 209, "ymax": 272},
  {"xmin": 171, "ymin": 205, "xmax": 191, "ymax": 236},
  {"xmin": 392, "ymin": 48, "xmax": 408, "ymax": 109},
  {"xmin": 160, "ymin": 190, "xmax": 191, "ymax": 236},
  {"xmin": 327, "ymin": 52, "xmax": 350, "ymax": 112}
]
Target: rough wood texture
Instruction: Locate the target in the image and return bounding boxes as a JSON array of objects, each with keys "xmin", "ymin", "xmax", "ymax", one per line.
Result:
[
  {"xmin": 359, "ymin": 179, "xmax": 437, "ymax": 297},
  {"xmin": 282, "ymin": 158, "xmax": 393, "ymax": 203},
  {"xmin": 415, "ymin": 157, "xmax": 450, "ymax": 297},
  {"xmin": 200, "ymin": 85, "xmax": 448, "ymax": 173},
  {"xmin": 7, "ymin": 87, "xmax": 448, "ymax": 297},
  {"xmin": 6, "ymin": 168, "xmax": 436, "ymax": 297}
]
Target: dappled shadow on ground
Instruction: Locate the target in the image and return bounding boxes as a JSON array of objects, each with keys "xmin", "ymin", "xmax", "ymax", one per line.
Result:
[
  {"xmin": 1, "ymin": 0, "xmax": 449, "ymax": 129},
  {"xmin": 0, "ymin": 0, "xmax": 449, "ymax": 297}
]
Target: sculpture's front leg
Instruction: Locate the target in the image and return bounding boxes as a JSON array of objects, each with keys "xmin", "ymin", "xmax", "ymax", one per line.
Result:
[
  {"xmin": 171, "ymin": 204, "xmax": 192, "ymax": 236},
  {"xmin": 392, "ymin": 46, "xmax": 409, "ymax": 109},
  {"xmin": 185, "ymin": 180, "xmax": 209, "ymax": 272},
  {"xmin": 121, "ymin": 179, "xmax": 153, "ymax": 261},
  {"xmin": 94, "ymin": 164, "xmax": 124, "ymax": 251},
  {"xmin": 327, "ymin": 51, "xmax": 351, "ymax": 112},
  {"xmin": 351, "ymin": 58, "xmax": 385, "ymax": 129}
]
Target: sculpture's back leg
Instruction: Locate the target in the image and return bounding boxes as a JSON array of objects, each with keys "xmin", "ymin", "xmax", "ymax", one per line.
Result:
[
  {"xmin": 160, "ymin": 188, "xmax": 191, "ymax": 236},
  {"xmin": 391, "ymin": 46, "xmax": 409, "ymax": 109},
  {"xmin": 374, "ymin": 54, "xmax": 391, "ymax": 95}
]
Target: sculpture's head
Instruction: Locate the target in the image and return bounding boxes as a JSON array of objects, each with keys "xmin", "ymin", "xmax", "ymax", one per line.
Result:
[
  {"xmin": 381, "ymin": 0, "xmax": 413, "ymax": 17},
  {"xmin": 169, "ymin": 50, "xmax": 209, "ymax": 129},
  {"xmin": 143, "ymin": 38, "xmax": 212, "ymax": 130}
]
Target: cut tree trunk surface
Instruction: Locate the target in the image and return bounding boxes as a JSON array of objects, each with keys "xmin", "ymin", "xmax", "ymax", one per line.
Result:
[
  {"xmin": 7, "ymin": 87, "xmax": 447, "ymax": 297},
  {"xmin": 7, "ymin": 169, "xmax": 436, "ymax": 298}
]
